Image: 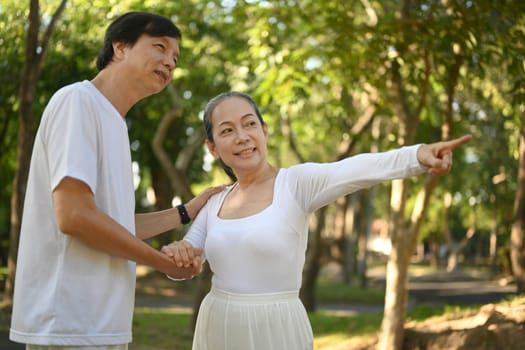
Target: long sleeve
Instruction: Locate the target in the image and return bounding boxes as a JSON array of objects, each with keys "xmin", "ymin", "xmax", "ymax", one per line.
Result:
[{"xmin": 286, "ymin": 145, "xmax": 425, "ymax": 213}]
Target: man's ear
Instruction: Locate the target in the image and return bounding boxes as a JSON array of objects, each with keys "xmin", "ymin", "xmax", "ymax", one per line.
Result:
[
  {"xmin": 112, "ymin": 41, "xmax": 127, "ymax": 60},
  {"xmin": 206, "ymin": 139, "xmax": 218, "ymax": 158}
]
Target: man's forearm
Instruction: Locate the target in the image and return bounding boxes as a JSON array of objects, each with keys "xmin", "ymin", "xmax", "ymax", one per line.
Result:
[{"xmin": 135, "ymin": 207, "xmax": 182, "ymax": 240}]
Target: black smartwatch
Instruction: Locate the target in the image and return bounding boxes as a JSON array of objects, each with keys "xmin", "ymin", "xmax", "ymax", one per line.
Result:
[{"xmin": 176, "ymin": 204, "xmax": 191, "ymax": 225}]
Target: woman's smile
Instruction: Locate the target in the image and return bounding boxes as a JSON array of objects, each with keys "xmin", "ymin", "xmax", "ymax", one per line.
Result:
[{"xmin": 234, "ymin": 147, "xmax": 256, "ymax": 157}]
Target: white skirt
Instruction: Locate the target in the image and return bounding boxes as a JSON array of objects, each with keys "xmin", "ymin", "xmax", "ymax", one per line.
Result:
[{"xmin": 192, "ymin": 287, "xmax": 313, "ymax": 350}]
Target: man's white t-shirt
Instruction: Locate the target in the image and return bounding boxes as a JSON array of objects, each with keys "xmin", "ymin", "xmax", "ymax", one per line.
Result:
[
  {"xmin": 10, "ymin": 81, "xmax": 136, "ymax": 346},
  {"xmin": 184, "ymin": 146, "xmax": 425, "ymax": 294}
]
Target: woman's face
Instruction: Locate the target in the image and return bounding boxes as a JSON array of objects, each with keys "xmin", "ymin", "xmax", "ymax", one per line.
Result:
[{"xmin": 206, "ymin": 96, "xmax": 268, "ymax": 175}]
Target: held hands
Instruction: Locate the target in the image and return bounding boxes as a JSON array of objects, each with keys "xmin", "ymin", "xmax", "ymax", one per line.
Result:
[
  {"xmin": 162, "ymin": 240, "xmax": 203, "ymax": 279},
  {"xmin": 417, "ymin": 134, "xmax": 472, "ymax": 176},
  {"xmin": 164, "ymin": 185, "xmax": 223, "ymax": 280}
]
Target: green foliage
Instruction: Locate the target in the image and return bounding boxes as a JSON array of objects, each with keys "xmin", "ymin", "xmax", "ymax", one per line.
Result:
[
  {"xmin": 2, "ymin": 0, "xmax": 525, "ymax": 276},
  {"xmin": 0, "ymin": 0, "xmax": 28, "ymax": 260}
]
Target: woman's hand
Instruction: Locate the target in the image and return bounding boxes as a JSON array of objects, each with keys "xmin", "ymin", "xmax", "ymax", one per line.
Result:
[
  {"xmin": 417, "ymin": 134, "xmax": 472, "ymax": 176},
  {"xmin": 161, "ymin": 240, "xmax": 201, "ymax": 268}
]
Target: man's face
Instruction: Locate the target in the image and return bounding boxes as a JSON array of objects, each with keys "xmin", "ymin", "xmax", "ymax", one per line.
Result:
[{"xmin": 115, "ymin": 34, "xmax": 180, "ymax": 95}]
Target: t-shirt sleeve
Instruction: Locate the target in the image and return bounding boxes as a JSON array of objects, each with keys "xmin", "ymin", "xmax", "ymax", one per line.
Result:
[
  {"xmin": 287, "ymin": 145, "xmax": 426, "ymax": 213},
  {"xmin": 183, "ymin": 201, "xmax": 210, "ymax": 251},
  {"xmin": 41, "ymin": 87, "xmax": 99, "ymax": 194}
]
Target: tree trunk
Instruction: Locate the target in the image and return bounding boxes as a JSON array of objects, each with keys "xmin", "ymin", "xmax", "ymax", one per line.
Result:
[
  {"xmin": 447, "ymin": 246, "xmax": 460, "ymax": 272},
  {"xmin": 511, "ymin": 124, "xmax": 525, "ymax": 293},
  {"xmin": 446, "ymin": 226, "xmax": 477, "ymax": 272},
  {"xmin": 150, "ymin": 163, "xmax": 177, "ymax": 246},
  {"xmin": 151, "ymin": 89, "xmax": 211, "ymax": 325},
  {"xmin": 300, "ymin": 206, "xmax": 327, "ymax": 311},
  {"xmin": 381, "ymin": 231, "xmax": 412, "ymax": 350},
  {"xmin": 342, "ymin": 195, "xmax": 356, "ymax": 284},
  {"xmin": 429, "ymin": 241, "xmax": 440, "ymax": 267},
  {"xmin": 490, "ymin": 194, "xmax": 498, "ymax": 274},
  {"xmin": 378, "ymin": 178, "xmax": 411, "ymax": 350},
  {"xmin": 4, "ymin": 0, "xmax": 67, "ymax": 308},
  {"xmin": 357, "ymin": 191, "xmax": 371, "ymax": 288},
  {"xmin": 379, "ymin": 174, "xmax": 440, "ymax": 350},
  {"xmin": 191, "ymin": 263, "xmax": 212, "ymax": 329},
  {"xmin": 5, "ymin": 109, "xmax": 33, "ymax": 308},
  {"xmin": 152, "ymin": 106, "xmax": 193, "ymax": 202},
  {"xmin": 378, "ymin": 0, "xmax": 462, "ymax": 340}
]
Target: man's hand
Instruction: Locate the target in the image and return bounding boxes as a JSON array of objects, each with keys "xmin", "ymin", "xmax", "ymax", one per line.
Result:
[
  {"xmin": 162, "ymin": 240, "xmax": 201, "ymax": 268},
  {"xmin": 162, "ymin": 241, "xmax": 203, "ymax": 280},
  {"xmin": 184, "ymin": 185, "xmax": 225, "ymax": 219}
]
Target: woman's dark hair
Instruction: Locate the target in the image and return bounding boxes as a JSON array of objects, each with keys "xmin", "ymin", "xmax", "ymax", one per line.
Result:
[
  {"xmin": 96, "ymin": 12, "xmax": 182, "ymax": 71},
  {"xmin": 202, "ymin": 92, "xmax": 265, "ymax": 182}
]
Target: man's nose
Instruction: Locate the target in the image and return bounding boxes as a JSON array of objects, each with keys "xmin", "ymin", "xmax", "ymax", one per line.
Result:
[{"xmin": 164, "ymin": 55, "xmax": 176, "ymax": 71}]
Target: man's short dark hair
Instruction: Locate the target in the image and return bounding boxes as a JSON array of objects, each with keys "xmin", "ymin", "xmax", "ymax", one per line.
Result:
[{"xmin": 96, "ymin": 12, "xmax": 182, "ymax": 71}]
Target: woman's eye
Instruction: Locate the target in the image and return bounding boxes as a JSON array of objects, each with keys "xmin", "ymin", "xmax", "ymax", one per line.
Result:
[{"xmin": 220, "ymin": 128, "xmax": 232, "ymax": 135}]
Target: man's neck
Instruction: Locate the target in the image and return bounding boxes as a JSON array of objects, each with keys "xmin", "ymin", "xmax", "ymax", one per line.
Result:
[{"xmin": 91, "ymin": 70, "xmax": 140, "ymax": 117}]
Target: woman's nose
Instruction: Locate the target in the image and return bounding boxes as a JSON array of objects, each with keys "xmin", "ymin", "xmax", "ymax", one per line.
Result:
[{"xmin": 235, "ymin": 130, "xmax": 249, "ymax": 143}]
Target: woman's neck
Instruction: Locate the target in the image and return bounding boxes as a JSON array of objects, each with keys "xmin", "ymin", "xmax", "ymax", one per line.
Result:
[{"xmin": 235, "ymin": 164, "xmax": 278, "ymax": 189}]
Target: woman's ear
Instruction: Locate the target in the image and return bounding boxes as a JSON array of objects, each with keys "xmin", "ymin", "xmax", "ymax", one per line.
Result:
[{"xmin": 206, "ymin": 139, "xmax": 218, "ymax": 158}]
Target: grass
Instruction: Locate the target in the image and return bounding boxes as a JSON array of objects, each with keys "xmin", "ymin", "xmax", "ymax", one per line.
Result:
[
  {"xmin": 130, "ymin": 303, "xmax": 455, "ymax": 350},
  {"xmin": 316, "ymin": 279, "xmax": 385, "ymax": 304},
  {"xmin": 130, "ymin": 278, "xmax": 388, "ymax": 350},
  {"xmin": 5, "ymin": 264, "xmax": 512, "ymax": 349},
  {"xmin": 131, "ymin": 309, "xmax": 194, "ymax": 350},
  {"xmin": 129, "ymin": 276, "xmax": 456, "ymax": 350},
  {"xmin": 130, "ymin": 307, "xmax": 383, "ymax": 350}
]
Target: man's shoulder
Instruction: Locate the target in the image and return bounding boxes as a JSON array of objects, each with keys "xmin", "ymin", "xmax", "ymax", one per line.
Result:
[
  {"xmin": 53, "ymin": 80, "xmax": 92, "ymax": 98},
  {"xmin": 41, "ymin": 81, "xmax": 101, "ymax": 126},
  {"xmin": 46, "ymin": 80, "xmax": 105, "ymax": 112}
]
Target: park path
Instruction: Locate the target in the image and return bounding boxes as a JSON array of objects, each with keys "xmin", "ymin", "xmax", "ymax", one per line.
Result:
[{"xmin": 133, "ymin": 267, "xmax": 517, "ymax": 313}]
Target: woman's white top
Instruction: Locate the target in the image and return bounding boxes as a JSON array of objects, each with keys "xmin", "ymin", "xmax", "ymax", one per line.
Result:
[{"xmin": 184, "ymin": 145, "xmax": 425, "ymax": 294}]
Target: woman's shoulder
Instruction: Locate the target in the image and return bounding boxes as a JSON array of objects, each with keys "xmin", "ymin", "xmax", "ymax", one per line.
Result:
[
  {"xmin": 282, "ymin": 162, "xmax": 324, "ymax": 177},
  {"xmin": 207, "ymin": 184, "xmax": 234, "ymax": 204}
]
